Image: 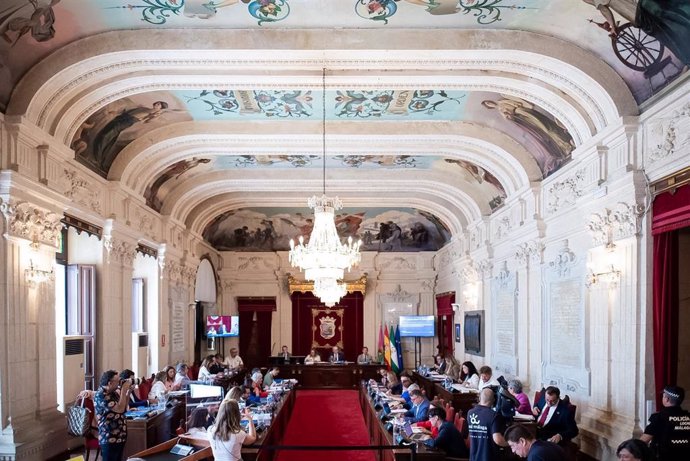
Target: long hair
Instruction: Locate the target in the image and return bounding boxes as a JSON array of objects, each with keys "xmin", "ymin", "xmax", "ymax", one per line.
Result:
[
  {"xmin": 225, "ymin": 386, "xmax": 243, "ymax": 402},
  {"xmin": 187, "ymin": 406, "xmax": 209, "ymax": 430},
  {"xmin": 211, "ymin": 400, "xmax": 242, "ymax": 441},
  {"xmin": 460, "ymin": 361, "xmax": 478, "ymax": 381}
]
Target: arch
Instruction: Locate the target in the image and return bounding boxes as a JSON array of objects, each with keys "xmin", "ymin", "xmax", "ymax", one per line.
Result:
[{"xmin": 195, "ymin": 258, "xmax": 217, "ymax": 303}]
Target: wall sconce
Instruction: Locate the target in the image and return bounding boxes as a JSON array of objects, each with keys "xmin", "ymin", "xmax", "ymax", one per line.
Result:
[
  {"xmin": 586, "ymin": 264, "xmax": 621, "ymax": 287},
  {"xmin": 25, "ymin": 259, "xmax": 54, "ymax": 286}
]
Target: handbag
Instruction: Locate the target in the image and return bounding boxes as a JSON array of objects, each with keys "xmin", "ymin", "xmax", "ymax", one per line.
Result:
[{"xmin": 67, "ymin": 396, "xmax": 91, "ymax": 437}]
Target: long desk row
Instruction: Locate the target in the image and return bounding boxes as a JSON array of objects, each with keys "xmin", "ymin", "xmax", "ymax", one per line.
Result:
[
  {"xmin": 412, "ymin": 371, "xmax": 478, "ymax": 416},
  {"xmin": 276, "ymin": 363, "xmax": 381, "ymax": 388}
]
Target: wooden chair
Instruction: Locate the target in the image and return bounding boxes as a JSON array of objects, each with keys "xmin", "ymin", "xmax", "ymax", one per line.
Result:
[
  {"xmin": 83, "ymin": 398, "xmax": 100, "ymax": 461},
  {"xmin": 453, "ymin": 413, "xmax": 470, "ymax": 449},
  {"xmin": 444, "ymin": 401, "xmax": 455, "ymax": 423}
]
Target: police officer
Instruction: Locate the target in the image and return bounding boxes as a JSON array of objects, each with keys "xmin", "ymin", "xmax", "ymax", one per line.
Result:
[{"xmin": 640, "ymin": 385, "xmax": 690, "ymax": 460}]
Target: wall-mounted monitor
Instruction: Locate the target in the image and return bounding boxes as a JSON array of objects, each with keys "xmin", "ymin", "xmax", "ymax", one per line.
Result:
[
  {"xmin": 399, "ymin": 315, "xmax": 435, "ymax": 337},
  {"xmin": 464, "ymin": 310, "xmax": 484, "ymax": 356},
  {"xmin": 206, "ymin": 315, "xmax": 239, "ymax": 337}
]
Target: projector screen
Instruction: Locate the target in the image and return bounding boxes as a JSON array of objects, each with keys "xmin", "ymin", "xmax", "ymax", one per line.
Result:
[
  {"xmin": 399, "ymin": 315, "xmax": 435, "ymax": 337},
  {"xmin": 206, "ymin": 315, "xmax": 239, "ymax": 337},
  {"xmin": 189, "ymin": 384, "xmax": 224, "ymax": 400}
]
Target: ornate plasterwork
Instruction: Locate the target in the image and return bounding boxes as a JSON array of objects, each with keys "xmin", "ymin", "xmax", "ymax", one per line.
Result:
[
  {"xmin": 165, "ymin": 260, "xmax": 197, "ymax": 284},
  {"xmin": 548, "ymin": 239, "xmax": 577, "ymax": 278},
  {"xmin": 380, "ymin": 256, "xmax": 415, "ymax": 272},
  {"xmin": 0, "ymin": 200, "xmax": 62, "ymax": 249},
  {"xmin": 134, "ymin": 209, "xmax": 156, "ymax": 240},
  {"xmin": 587, "ymin": 202, "xmax": 642, "ymax": 246},
  {"xmin": 648, "ymin": 102, "xmax": 690, "ymax": 162},
  {"xmin": 386, "ymin": 284, "xmax": 414, "ymax": 303},
  {"xmin": 494, "ymin": 216, "xmax": 512, "ymax": 240},
  {"xmin": 546, "ymin": 169, "xmax": 585, "ymax": 214},
  {"xmin": 109, "ymin": 239, "xmax": 136, "ymax": 266},
  {"xmin": 477, "ymin": 260, "xmax": 494, "ymax": 279},
  {"xmin": 494, "ymin": 261, "xmax": 511, "ymax": 289},
  {"xmin": 237, "ymin": 255, "xmax": 273, "ymax": 271},
  {"xmin": 61, "ymin": 168, "xmax": 102, "ymax": 215},
  {"xmin": 515, "ymin": 240, "xmax": 545, "ymax": 267}
]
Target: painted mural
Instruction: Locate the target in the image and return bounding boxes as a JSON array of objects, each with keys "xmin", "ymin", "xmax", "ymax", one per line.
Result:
[
  {"xmin": 202, "ymin": 207, "xmax": 451, "ymax": 251},
  {"xmin": 1, "ymin": 1, "xmax": 689, "ymax": 113},
  {"xmin": 73, "ymin": 89, "xmax": 573, "ymax": 179},
  {"xmin": 145, "ymin": 154, "xmax": 506, "ymax": 213}
]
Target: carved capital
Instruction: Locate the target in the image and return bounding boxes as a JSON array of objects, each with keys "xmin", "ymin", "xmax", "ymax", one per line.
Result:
[
  {"xmin": 110, "ymin": 238, "xmax": 136, "ymax": 266},
  {"xmin": 1, "ymin": 199, "xmax": 62, "ymax": 249},
  {"xmin": 515, "ymin": 240, "xmax": 545, "ymax": 267},
  {"xmin": 61, "ymin": 169, "xmax": 102, "ymax": 215},
  {"xmin": 548, "ymin": 239, "xmax": 577, "ymax": 278},
  {"xmin": 587, "ymin": 202, "xmax": 642, "ymax": 246}
]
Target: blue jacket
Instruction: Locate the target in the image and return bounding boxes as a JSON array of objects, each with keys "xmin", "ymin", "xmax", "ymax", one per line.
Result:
[{"xmin": 405, "ymin": 398, "xmax": 430, "ymax": 423}]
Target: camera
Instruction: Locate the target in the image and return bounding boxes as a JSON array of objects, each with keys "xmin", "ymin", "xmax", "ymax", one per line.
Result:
[{"xmin": 120, "ymin": 377, "xmax": 141, "ymax": 386}]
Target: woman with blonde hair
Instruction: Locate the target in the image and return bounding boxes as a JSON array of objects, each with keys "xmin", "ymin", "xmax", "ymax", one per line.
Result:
[
  {"xmin": 386, "ymin": 371, "xmax": 402, "ymax": 394},
  {"xmin": 209, "ymin": 399, "xmax": 256, "ymax": 461}
]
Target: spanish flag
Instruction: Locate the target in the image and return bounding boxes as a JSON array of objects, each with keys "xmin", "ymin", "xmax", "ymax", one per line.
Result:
[{"xmin": 383, "ymin": 324, "xmax": 392, "ymax": 370}]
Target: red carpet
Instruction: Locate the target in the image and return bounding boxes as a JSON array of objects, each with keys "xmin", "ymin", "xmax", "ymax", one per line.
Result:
[{"xmin": 274, "ymin": 390, "xmax": 376, "ymax": 461}]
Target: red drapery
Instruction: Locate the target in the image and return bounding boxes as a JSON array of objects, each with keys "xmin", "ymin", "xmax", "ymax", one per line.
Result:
[
  {"xmin": 651, "ymin": 184, "xmax": 689, "ymax": 409},
  {"xmin": 435, "ymin": 293, "xmax": 455, "ymax": 356},
  {"xmin": 291, "ymin": 291, "xmax": 364, "ymax": 361},
  {"xmin": 238, "ymin": 298, "xmax": 275, "ymax": 369}
]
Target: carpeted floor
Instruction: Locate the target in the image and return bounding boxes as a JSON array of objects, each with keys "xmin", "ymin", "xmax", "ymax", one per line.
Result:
[{"xmin": 274, "ymin": 389, "xmax": 376, "ymax": 461}]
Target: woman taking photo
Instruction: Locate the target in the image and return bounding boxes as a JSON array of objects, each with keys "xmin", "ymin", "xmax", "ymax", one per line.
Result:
[{"xmin": 209, "ymin": 399, "xmax": 257, "ymax": 461}]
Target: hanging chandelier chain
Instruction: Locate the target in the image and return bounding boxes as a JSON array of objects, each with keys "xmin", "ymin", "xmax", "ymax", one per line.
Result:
[{"xmin": 322, "ymin": 67, "xmax": 326, "ymax": 196}]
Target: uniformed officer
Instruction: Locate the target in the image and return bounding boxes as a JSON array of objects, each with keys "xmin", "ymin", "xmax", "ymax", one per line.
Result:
[{"xmin": 640, "ymin": 385, "xmax": 690, "ymax": 460}]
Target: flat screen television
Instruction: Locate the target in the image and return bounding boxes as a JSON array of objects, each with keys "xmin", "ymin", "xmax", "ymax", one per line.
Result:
[
  {"xmin": 206, "ymin": 315, "xmax": 239, "ymax": 337},
  {"xmin": 464, "ymin": 311, "xmax": 483, "ymax": 355},
  {"xmin": 399, "ymin": 315, "xmax": 435, "ymax": 337}
]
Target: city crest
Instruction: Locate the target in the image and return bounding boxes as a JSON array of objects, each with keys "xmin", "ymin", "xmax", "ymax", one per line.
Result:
[{"xmin": 319, "ymin": 315, "xmax": 336, "ymax": 339}]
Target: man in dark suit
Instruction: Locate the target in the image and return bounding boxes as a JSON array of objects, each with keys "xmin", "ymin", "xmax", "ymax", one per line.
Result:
[
  {"xmin": 280, "ymin": 345, "xmax": 291, "ymax": 363},
  {"xmin": 533, "ymin": 386, "xmax": 579, "ymax": 446},
  {"xmin": 329, "ymin": 346, "xmax": 345, "ymax": 362}
]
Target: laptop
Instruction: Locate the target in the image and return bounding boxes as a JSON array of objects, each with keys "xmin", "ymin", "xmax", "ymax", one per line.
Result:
[
  {"xmin": 403, "ymin": 422, "xmax": 430, "ymax": 441},
  {"xmin": 379, "ymin": 402, "xmax": 392, "ymax": 420}
]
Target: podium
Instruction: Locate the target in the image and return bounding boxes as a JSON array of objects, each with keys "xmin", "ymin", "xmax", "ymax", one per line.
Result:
[{"xmin": 269, "ymin": 355, "xmax": 305, "ymax": 366}]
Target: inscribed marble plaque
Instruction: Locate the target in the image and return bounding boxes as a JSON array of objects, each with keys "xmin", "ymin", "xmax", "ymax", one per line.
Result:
[
  {"xmin": 495, "ymin": 288, "xmax": 515, "ymax": 356},
  {"xmin": 549, "ymin": 279, "xmax": 582, "ymax": 367},
  {"xmin": 171, "ymin": 302, "xmax": 185, "ymax": 353}
]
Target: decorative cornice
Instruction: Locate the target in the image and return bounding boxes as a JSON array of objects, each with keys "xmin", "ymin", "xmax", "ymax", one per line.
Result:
[
  {"xmin": 109, "ymin": 238, "xmax": 136, "ymax": 266},
  {"xmin": 546, "ymin": 168, "xmax": 585, "ymax": 214},
  {"xmin": 548, "ymin": 239, "xmax": 577, "ymax": 278},
  {"xmin": 379, "ymin": 255, "xmax": 416, "ymax": 272},
  {"xmin": 288, "ymin": 274, "xmax": 367, "ymax": 296},
  {"xmin": 587, "ymin": 202, "xmax": 642, "ymax": 246},
  {"xmin": 515, "ymin": 240, "xmax": 545, "ymax": 267},
  {"xmin": 0, "ymin": 199, "xmax": 62, "ymax": 249},
  {"xmin": 61, "ymin": 168, "xmax": 102, "ymax": 215}
]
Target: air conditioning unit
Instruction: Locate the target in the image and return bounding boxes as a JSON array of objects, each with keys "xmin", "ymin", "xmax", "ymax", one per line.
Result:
[
  {"xmin": 59, "ymin": 336, "xmax": 87, "ymax": 412},
  {"xmin": 132, "ymin": 332, "xmax": 149, "ymax": 378}
]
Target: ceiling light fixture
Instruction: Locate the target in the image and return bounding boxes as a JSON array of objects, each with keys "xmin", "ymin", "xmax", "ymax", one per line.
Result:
[{"xmin": 288, "ymin": 69, "xmax": 362, "ymax": 307}]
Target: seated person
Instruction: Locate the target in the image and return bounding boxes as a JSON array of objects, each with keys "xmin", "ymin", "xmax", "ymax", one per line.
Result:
[
  {"xmin": 505, "ymin": 423, "xmax": 566, "ymax": 459},
  {"xmin": 119, "ymin": 369, "xmax": 148, "ymax": 407},
  {"xmin": 250, "ymin": 372, "xmax": 268, "ymax": 400},
  {"xmin": 164, "ymin": 365, "xmax": 177, "ymax": 391},
  {"xmin": 533, "ymin": 386, "xmax": 579, "ymax": 447},
  {"xmin": 404, "ymin": 389, "xmax": 431, "ymax": 423},
  {"xmin": 280, "ymin": 345, "xmax": 291, "ymax": 362},
  {"xmin": 424, "ymin": 406, "xmax": 469, "ymax": 458},
  {"xmin": 148, "ymin": 370, "xmax": 168, "ymax": 403},
  {"xmin": 209, "ymin": 355, "xmax": 223, "ymax": 374},
  {"xmin": 263, "ymin": 367, "xmax": 279, "ymax": 388},
  {"xmin": 225, "ymin": 386, "xmax": 243, "ymax": 402},
  {"xmin": 386, "ymin": 371, "xmax": 402, "ymax": 395},
  {"xmin": 460, "ymin": 361, "xmax": 480, "ymax": 389},
  {"xmin": 478, "ymin": 366, "xmax": 500, "ymax": 390},
  {"xmin": 388, "ymin": 376, "xmax": 414, "ymax": 405},
  {"xmin": 186, "ymin": 406, "xmax": 212, "ymax": 439},
  {"xmin": 198, "ymin": 355, "xmax": 216, "ymax": 382},
  {"xmin": 434, "ymin": 354, "xmax": 448, "ymax": 374},
  {"xmin": 329, "ymin": 346, "xmax": 345, "ymax": 363},
  {"xmin": 508, "ymin": 379, "xmax": 532, "ymax": 415},
  {"xmin": 173, "ymin": 363, "xmax": 191, "ymax": 390},
  {"xmin": 413, "ymin": 414, "xmax": 439, "ymax": 438},
  {"xmin": 616, "ymin": 439, "xmax": 655, "ymax": 461},
  {"xmin": 357, "ymin": 346, "xmax": 373, "ymax": 364},
  {"xmin": 304, "ymin": 348, "xmax": 321, "ymax": 364},
  {"xmin": 223, "ymin": 348, "xmax": 244, "ymax": 370}
]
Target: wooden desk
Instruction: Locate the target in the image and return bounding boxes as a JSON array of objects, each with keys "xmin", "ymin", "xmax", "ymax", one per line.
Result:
[
  {"xmin": 127, "ymin": 435, "xmax": 212, "ymax": 460},
  {"xmin": 123, "ymin": 402, "xmax": 186, "ymax": 459},
  {"xmin": 412, "ymin": 372, "xmax": 478, "ymax": 416},
  {"xmin": 359, "ymin": 386, "xmax": 446, "ymax": 461},
  {"xmin": 277, "ymin": 363, "xmax": 381, "ymax": 388}
]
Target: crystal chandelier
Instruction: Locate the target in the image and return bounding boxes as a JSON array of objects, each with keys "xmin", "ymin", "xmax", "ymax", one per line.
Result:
[{"xmin": 288, "ymin": 69, "xmax": 362, "ymax": 307}]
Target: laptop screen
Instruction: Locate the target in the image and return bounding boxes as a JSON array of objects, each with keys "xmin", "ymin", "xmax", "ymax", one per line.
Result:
[
  {"xmin": 189, "ymin": 384, "xmax": 223, "ymax": 399},
  {"xmin": 403, "ymin": 422, "xmax": 414, "ymax": 437},
  {"xmin": 383, "ymin": 402, "xmax": 391, "ymax": 415}
]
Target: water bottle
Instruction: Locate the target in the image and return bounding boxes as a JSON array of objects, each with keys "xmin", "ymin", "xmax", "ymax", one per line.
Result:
[{"xmin": 393, "ymin": 423, "xmax": 402, "ymax": 445}]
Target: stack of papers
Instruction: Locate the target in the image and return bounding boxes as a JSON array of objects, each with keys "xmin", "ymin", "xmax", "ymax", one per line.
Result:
[
  {"xmin": 513, "ymin": 413, "xmax": 535, "ymax": 421},
  {"xmin": 451, "ymin": 384, "xmax": 478, "ymax": 393}
]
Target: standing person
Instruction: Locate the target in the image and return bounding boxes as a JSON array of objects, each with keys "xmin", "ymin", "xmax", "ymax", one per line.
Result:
[
  {"xmin": 468, "ymin": 388, "xmax": 507, "ymax": 461},
  {"xmin": 505, "ymin": 423, "xmax": 565, "ymax": 460},
  {"xmin": 424, "ymin": 406, "xmax": 469, "ymax": 458},
  {"xmin": 357, "ymin": 346, "xmax": 373, "ymax": 364},
  {"xmin": 208, "ymin": 399, "xmax": 257, "ymax": 461},
  {"xmin": 94, "ymin": 370, "xmax": 132, "ymax": 461},
  {"xmin": 640, "ymin": 385, "xmax": 690, "ymax": 460}
]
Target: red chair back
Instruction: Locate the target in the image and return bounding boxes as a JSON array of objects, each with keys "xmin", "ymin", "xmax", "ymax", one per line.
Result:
[
  {"xmin": 444, "ymin": 402, "xmax": 455, "ymax": 423},
  {"xmin": 137, "ymin": 380, "xmax": 152, "ymax": 402},
  {"xmin": 454, "ymin": 413, "xmax": 470, "ymax": 449}
]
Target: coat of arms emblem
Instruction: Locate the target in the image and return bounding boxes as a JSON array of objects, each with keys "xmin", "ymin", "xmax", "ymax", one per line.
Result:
[{"xmin": 319, "ymin": 315, "xmax": 336, "ymax": 339}]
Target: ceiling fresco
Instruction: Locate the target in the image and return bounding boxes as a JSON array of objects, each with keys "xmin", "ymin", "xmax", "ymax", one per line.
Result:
[
  {"xmin": 73, "ymin": 89, "xmax": 573, "ymax": 178},
  {"xmin": 1, "ymin": 0, "xmax": 688, "ymax": 110},
  {"xmin": 143, "ymin": 155, "xmax": 507, "ymax": 213},
  {"xmin": 201, "ymin": 207, "xmax": 452, "ymax": 252}
]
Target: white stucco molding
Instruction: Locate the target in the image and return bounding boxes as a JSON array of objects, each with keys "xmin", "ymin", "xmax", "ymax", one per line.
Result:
[{"xmin": 8, "ymin": 29, "xmax": 634, "ymax": 139}]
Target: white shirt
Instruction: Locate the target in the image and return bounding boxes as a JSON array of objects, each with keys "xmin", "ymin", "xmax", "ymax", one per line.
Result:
[
  {"xmin": 478, "ymin": 377, "xmax": 500, "ymax": 390},
  {"xmin": 198, "ymin": 366, "xmax": 213, "ymax": 381},
  {"xmin": 148, "ymin": 381, "xmax": 167, "ymax": 401},
  {"xmin": 304, "ymin": 354, "xmax": 321, "ymax": 364},
  {"xmin": 224, "ymin": 355, "xmax": 244, "ymax": 369},
  {"xmin": 209, "ymin": 428, "xmax": 247, "ymax": 461},
  {"xmin": 463, "ymin": 374, "xmax": 480, "ymax": 389}
]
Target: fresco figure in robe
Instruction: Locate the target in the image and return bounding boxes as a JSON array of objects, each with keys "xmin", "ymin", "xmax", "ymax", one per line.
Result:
[
  {"xmin": 1, "ymin": 0, "xmax": 61, "ymax": 46},
  {"xmin": 144, "ymin": 158, "xmax": 212, "ymax": 211}
]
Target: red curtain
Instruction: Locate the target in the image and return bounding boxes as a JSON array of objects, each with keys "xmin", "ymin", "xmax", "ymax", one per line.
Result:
[
  {"xmin": 435, "ymin": 293, "xmax": 455, "ymax": 356},
  {"xmin": 291, "ymin": 291, "xmax": 364, "ymax": 361},
  {"xmin": 238, "ymin": 298, "xmax": 275, "ymax": 369},
  {"xmin": 651, "ymin": 184, "xmax": 690, "ymax": 409}
]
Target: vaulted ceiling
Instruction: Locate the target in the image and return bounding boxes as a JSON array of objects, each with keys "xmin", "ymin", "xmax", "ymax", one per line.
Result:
[{"xmin": 2, "ymin": 0, "xmax": 687, "ymax": 251}]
